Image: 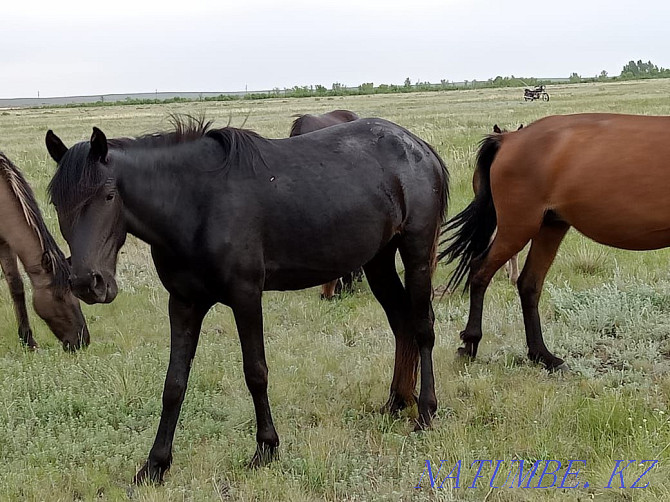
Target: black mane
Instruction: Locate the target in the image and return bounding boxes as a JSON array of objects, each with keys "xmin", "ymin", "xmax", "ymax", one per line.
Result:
[
  {"xmin": 48, "ymin": 115, "xmax": 266, "ymax": 212},
  {"xmin": 0, "ymin": 152, "xmax": 71, "ymax": 296}
]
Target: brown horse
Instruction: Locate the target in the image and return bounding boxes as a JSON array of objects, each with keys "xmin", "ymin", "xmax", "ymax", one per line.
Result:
[
  {"xmin": 471, "ymin": 124, "xmax": 523, "ymax": 285},
  {"xmin": 290, "ymin": 109, "xmax": 364, "ymax": 299},
  {"xmin": 441, "ymin": 113, "xmax": 670, "ymax": 371},
  {"xmin": 0, "ymin": 152, "xmax": 89, "ymax": 350}
]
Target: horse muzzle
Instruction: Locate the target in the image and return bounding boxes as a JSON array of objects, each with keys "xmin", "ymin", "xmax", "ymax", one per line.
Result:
[{"xmin": 70, "ymin": 271, "xmax": 118, "ymax": 304}]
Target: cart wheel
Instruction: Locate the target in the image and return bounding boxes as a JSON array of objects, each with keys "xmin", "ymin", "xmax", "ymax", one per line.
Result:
[{"xmin": 542, "ymin": 92, "xmax": 550, "ymax": 102}]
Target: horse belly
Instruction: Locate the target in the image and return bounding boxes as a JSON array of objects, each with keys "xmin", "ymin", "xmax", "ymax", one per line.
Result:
[
  {"xmin": 555, "ymin": 186, "xmax": 670, "ymax": 251},
  {"xmin": 262, "ymin": 209, "xmax": 400, "ymax": 291},
  {"xmin": 565, "ymin": 211, "xmax": 670, "ymax": 251}
]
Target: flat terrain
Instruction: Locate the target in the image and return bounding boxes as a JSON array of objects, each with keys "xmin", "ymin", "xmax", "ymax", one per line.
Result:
[{"xmin": 2, "ymin": 79, "xmax": 670, "ymax": 501}]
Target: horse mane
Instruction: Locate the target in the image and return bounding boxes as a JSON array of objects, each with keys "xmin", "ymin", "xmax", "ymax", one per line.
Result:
[
  {"xmin": 0, "ymin": 152, "xmax": 71, "ymax": 296},
  {"xmin": 105, "ymin": 114, "xmax": 213, "ymax": 149},
  {"xmin": 106, "ymin": 114, "xmax": 266, "ymax": 173},
  {"xmin": 48, "ymin": 115, "xmax": 267, "ymax": 212}
]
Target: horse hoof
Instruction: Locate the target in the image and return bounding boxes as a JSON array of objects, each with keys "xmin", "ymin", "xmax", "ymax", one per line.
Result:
[
  {"xmin": 380, "ymin": 393, "xmax": 418, "ymax": 415},
  {"xmin": 133, "ymin": 459, "xmax": 168, "ymax": 485},
  {"xmin": 413, "ymin": 413, "xmax": 433, "ymax": 432},
  {"xmin": 552, "ymin": 362, "xmax": 571, "ymax": 374},
  {"xmin": 248, "ymin": 444, "xmax": 277, "ymax": 469},
  {"xmin": 456, "ymin": 347, "xmax": 474, "ymax": 359}
]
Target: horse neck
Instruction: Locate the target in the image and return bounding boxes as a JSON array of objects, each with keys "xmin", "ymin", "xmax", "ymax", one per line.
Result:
[
  {"xmin": 115, "ymin": 147, "xmax": 198, "ymax": 247},
  {"xmin": 0, "ymin": 179, "xmax": 53, "ymax": 290}
]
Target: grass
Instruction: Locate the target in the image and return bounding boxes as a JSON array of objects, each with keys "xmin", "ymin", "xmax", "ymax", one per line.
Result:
[{"xmin": 2, "ymin": 79, "xmax": 670, "ymax": 501}]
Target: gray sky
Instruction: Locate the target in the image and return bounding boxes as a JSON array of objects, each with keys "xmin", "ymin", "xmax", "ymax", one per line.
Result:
[{"xmin": 3, "ymin": 0, "xmax": 669, "ymax": 98}]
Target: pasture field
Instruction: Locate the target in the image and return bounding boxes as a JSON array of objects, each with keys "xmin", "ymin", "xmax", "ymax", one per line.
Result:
[{"xmin": 2, "ymin": 79, "xmax": 670, "ymax": 501}]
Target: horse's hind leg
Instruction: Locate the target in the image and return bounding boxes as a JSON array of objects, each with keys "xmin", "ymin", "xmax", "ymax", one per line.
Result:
[
  {"xmin": 320, "ymin": 280, "xmax": 338, "ymax": 299},
  {"xmin": 0, "ymin": 240, "xmax": 36, "ymax": 349},
  {"xmin": 460, "ymin": 225, "xmax": 537, "ymax": 359},
  {"xmin": 506, "ymin": 253, "xmax": 520, "ymax": 285},
  {"xmin": 341, "ymin": 271, "xmax": 355, "ymax": 294},
  {"xmin": 517, "ymin": 221, "xmax": 570, "ymax": 370},
  {"xmin": 363, "ymin": 241, "xmax": 418, "ymax": 414},
  {"xmin": 398, "ymin": 234, "xmax": 441, "ymax": 429}
]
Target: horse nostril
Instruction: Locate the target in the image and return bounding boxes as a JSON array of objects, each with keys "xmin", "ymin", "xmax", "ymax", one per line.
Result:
[{"xmin": 91, "ymin": 272, "xmax": 103, "ymax": 289}]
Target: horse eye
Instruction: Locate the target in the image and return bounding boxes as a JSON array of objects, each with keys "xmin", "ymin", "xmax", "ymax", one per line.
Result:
[{"xmin": 106, "ymin": 193, "xmax": 114, "ymax": 201}]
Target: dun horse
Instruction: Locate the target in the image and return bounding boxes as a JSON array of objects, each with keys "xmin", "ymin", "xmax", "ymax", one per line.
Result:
[
  {"xmin": 290, "ymin": 109, "xmax": 364, "ymax": 298},
  {"xmin": 442, "ymin": 113, "xmax": 670, "ymax": 371},
  {"xmin": 0, "ymin": 152, "xmax": 89, "ymax": 350},
  {"xmin": 46, "ymin": 116, "xmax": 448, "ymax": 483}
]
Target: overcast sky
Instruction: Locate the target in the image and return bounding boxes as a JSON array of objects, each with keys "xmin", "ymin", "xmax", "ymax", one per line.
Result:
[{"xmin": 3, "ymin": 0, "xmax": 669, "ymax": 98}]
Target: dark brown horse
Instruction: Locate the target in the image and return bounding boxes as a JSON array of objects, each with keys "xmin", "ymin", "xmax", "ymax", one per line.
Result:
[
  {"xmin": 46, "ymin": 116, "xmax": 448, "ymax": 483},
  {"xmin": 442, "ymin": 113, "xmax": 670, "ymax": 371},
  {"xmin": 290, "ymin": 109, "xmax": 364, "ymax": 298},
  {"xmin": 0, "ymin": 152, "xmax": 89, "ymax": 350}
]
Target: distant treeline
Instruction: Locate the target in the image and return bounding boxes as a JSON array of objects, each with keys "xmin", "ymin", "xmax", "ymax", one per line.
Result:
[{"xmin": 46, "ymin": 59, "xmax": 670, "ymax": 109}]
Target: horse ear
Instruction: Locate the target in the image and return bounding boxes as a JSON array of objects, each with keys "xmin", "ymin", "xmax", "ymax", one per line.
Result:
[
  {"xmin": 90, "ymin": 127, "xmax": 108, "ymax": 163},
  {"xmin": 493, "ymin": 124, "xmax": 502, "ymax": 134},
  {"xmin": 45, "ymin": 130, "xmax": 68, "ymax": 163}
]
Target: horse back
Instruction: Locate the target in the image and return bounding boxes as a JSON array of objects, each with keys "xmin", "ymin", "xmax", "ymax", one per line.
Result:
[
  {"xmin": 206, "ymin": 119, "xmax": 447, "ymax": 289},
  {"xmin": 290, "ymin": 110, "xmax": 360, "ymax": 136},
  {"xmin": 491, "ymin": 113, "xmax": 670, "ymax": 250}
]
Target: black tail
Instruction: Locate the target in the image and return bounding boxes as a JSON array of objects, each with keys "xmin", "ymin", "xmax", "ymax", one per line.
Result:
[{"xmin": 438, "ymin": 134, "xmax": 502, "ymax": 291}]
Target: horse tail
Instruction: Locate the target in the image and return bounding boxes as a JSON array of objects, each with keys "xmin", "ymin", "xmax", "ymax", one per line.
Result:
[
  {"xmin": 438, "ymin": 134, "xmax": 501, "ymax": 291},
  {"xmin": 423, "ymin": 140, "xmax": 450, "ymax": 277}
]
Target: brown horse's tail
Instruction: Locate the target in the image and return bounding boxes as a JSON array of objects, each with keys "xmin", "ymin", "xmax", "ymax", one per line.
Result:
[{"xmin": 438, "ymin": 134, "xmax": 501, "ymax": 291}]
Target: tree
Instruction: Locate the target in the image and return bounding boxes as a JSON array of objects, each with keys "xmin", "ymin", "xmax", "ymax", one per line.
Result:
[
  {"xmin": 358, "ymin": 82, "xmax": 374, "ymax": 94},
  {"xmin": 621, "ymin": 60, "xmax": 659, "ymax": 77}
]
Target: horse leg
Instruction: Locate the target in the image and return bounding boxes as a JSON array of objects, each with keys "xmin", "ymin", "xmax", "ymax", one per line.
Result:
[
  {"xmin": 363, "ymin": 242, "xmax": 418, "ymax": 414},
  {"xmin": 341, "ymin": 271, "xmax": 355, "ymax": 294},
  {"xmin": 134, "ymin": 295, "xmax": 210, "ymax": 484},
  {"xmin": 230, "ymin": 290, "xmax": 279, "ymax": 468},
  {"xmin": 506, "ymin": 253, "xmax": 520, "ymax": 285},
  {"xmin": 320, "ymin": 280, "xmax": 338, "ymax": 300},
  {"xmin": 517, "ymin": 222, "xmax": 570, "ymax": 370},
  {"xmin": 460, "ymin": 229, "xmax": 534, "ymax": 359},
  {"xmin": 0, "ymin": 240, "xmax": 36, "ymax": 349},
  {"xmin": 398, "ymin": 236, "xmax": 439, "ymax": 429}
]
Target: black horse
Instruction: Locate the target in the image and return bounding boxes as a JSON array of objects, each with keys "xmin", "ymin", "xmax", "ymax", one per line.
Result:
[
  {"xmin": 290, "ymin": 109, "xmax": 364, "ymax": 299},
  {"xmin": 45, "ymin": 116, "xmax": 449, "ymax": 483}
]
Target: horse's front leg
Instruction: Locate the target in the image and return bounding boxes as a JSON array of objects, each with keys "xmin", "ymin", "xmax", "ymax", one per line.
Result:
[
  {"xmin": 231, "ymin": 289, "xmax": 279, "ymax": 467},
  {"xmin": 134, "ymin": 295, "xmax": 211, "ymax": 484}
]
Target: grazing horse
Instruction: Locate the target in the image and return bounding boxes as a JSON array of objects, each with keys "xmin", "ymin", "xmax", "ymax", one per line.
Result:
[
  {"xmin": 441, "ymin": 113, "xmax": 670, "ymax": 371},
  {"xmin": 290, "ymin": 109, "xmax": 364, "ymax": 298},
  {"xmin": 0, "ymin": 152, "xmax": 89, "ymax": 350},
  {"xmin": 45, "ymin": 116, "xmax": 448, "ymax": 483},
  {"xmin": 471, "ymin": 124, "xmax": 523, "ymax": 285}
]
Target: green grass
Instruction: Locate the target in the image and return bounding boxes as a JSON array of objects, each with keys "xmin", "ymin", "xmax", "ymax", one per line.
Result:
[{"xmin": 2, "ymin": 79, "xmax": 670, "ymax": 500}]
